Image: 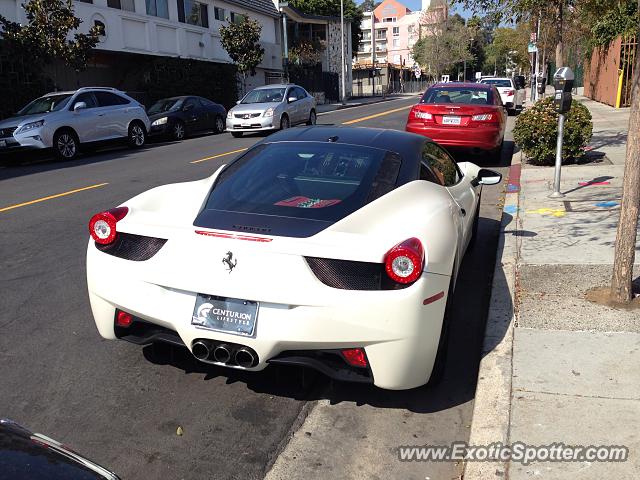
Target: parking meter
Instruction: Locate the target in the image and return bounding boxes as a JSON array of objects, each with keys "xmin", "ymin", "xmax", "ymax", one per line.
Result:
[
  {"xmin": 553, "ymin": 67, "xmax": 574, "ymax": 113},
  {"xmin": 537, "ymin": 76, "xmax": 546, "ymax": 95}
]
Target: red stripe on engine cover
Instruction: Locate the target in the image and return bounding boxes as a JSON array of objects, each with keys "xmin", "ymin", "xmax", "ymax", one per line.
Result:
[
  {"xmin": 195, "ymin": 230, "xmax": 273, "ymax": 242},
  {"xmin": 423, "ymin": 291, "xmax": 445, "ymax": 305}
]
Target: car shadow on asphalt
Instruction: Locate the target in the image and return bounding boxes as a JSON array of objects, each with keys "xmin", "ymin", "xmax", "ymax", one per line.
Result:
[
  {"xmin": 141, "ymin": 215, "xmax": 508, "ymax": 414},
  {"xmin": 448, "ymin": 140, "xmax": 517, "ymax": 169}
]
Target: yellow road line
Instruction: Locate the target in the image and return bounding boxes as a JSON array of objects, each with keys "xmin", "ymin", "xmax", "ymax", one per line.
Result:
[
  {"xmin": 190, "ymin": 148, "xmax": 248, "ymax": 164},
  {"xmin": 341, "ymin": 104, "xmax": 414, "ymax": 125},
  {"xmin": 0, "ymin": 183, "xmax": 109, "ymax": 213}
]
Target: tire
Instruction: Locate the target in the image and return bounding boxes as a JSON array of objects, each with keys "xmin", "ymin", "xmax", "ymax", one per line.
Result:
[
  {"xmin": 280, "ymin": 114, "xmax": 290, "ymax": 130},
  {"xmin": 426, "ymin": 278, "xmax": 455, "ymax": 387},
  {"xmin": 306, "ymin": 109, "xmax": 317, "ymax": 126},
  {"xmin": 171, "ymin": 121, "xmax": 185, "ymax": 141},
  {"xmin": 128, "ymin": 121, "xmax": 146, "ymax": 148},
  {"xmin": 468, "ymin": 196, "xmax": 481, "ymax": 250},
  {"xmin": 53, "ymin": 129, "xmax": 80, "ymax": 160},
  {"xmin": 214, "ymin": 115, "xmax": 225, "ymax": 134},
  {"xmin": 231, "ymin": 131, "xmax": 243, "ymax": 138},
  {"xmin": 507, "ymin": 108, "xmax": 516, "ymax": 116}
]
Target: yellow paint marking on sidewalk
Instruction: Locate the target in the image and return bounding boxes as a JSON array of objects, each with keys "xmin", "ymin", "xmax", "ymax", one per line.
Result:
[
  {"xmin": 341, "ymin": 104, "xmax": 414, "ymax": 125},
  {"xmin": 190, "ymin": 148, "xmax": 248, "ymax": 164},
  {"xmin": 526, "ymin": 207, "xmax": 566, "ymax": 217},
  {"xmin": 0, "ymin": 183, "xmax": 109, "ymax": 213}
]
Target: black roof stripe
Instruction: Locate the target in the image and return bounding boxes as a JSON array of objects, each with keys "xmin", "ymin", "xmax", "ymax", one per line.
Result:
[{"xmin": 224, "ymin": 0, "xmax": 280, "ymax": 18}]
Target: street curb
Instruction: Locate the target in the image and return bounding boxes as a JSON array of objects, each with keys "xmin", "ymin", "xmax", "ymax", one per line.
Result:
[{"xmin": 463, "ymin": 151, "xmax": 522, "ymax": 479}]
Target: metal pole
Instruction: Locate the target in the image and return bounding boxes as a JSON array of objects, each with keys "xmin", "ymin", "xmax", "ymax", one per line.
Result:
[
  {"xmin": 534, "ymin": 13, "xmax": 541, "ymax": 102},
  {"xmin": 371, "ymin": 10, "xmax": 375, "ymax": 96},
  {"xmin": 550, "ymin": 113, "xmax": 566, "ymax": 198},
  {"xmin": 340, "ymin": 0, "xmax": 346, "ymax": 105},
  {"xmin": 282, "ymin": 12, "xmax": 288, "ymax": 79},
  {"xmin": 463, "ymin": 18, "xmax": 467, "ymax": 81}
]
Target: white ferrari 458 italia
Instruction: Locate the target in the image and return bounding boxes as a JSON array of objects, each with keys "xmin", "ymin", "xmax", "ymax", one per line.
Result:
[{"xmin": 87, "ymin": 126, "xmax": 502, "ymax": 390}]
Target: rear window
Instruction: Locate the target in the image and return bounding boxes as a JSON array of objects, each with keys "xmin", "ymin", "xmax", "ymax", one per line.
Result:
[
  {"xmin": 201, "ymin": 142, "xmax": 401, "ymax": 223},
  {"xmin": 421, "ymin": 87, "xmax": 492, "ymax": 105},
  {"xmin": 480, "ymin": 79, "xmax": 512, "ymax": 88}
]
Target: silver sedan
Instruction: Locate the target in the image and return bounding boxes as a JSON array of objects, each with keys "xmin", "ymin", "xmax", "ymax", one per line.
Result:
[{"xmin": 226, "ymin": 84, "xmax": 317, "ymax": 137}]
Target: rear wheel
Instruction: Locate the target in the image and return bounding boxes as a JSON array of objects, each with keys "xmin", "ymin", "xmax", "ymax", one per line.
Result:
[
  {"xmin": 231, "ymin": 131, "xmax": 243, "ymax": 138},
  {"xmin": 426, "ymin": 279, "xmax": 455, "ymax": 387},
  {"xmin": 214, "ymin": 115, "xmax": 225, "ymax": 134},
  {"xmin": 306, "ymin": 109, "xmax": 317, "ymax": 126},
  {"xmin": 128, "ymin": 121, "xmax": 146, "ymax": 148},
  {"xmin": 53, "ymin": 129, "xmax": 79, "ymax": 160},
  {"xmin": 280, "ymin": 114, "xmax": 290, "ymax": 130}
]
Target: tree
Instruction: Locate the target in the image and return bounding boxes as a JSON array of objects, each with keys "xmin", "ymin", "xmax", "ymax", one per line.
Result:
[
  {"xmin": 610, "ymin": 0, "xmax": 639, "ymax": 304},
  {"xmin": 0, "ymin": 0, "xmax": 101, "ymax": 73},
  {"xmin": 412, "ymin": 15, "xmax": 474, "ymax": 81},
  {"xmin": 289, "ymin": 0, "xmax": 364, "ymax": 58},
  {"xmin": 219, "ymin": 17, "xmax": 265, "ymax": 96},
  {"xmin": 484, "ymin": 25, "xmax": 530, "ymax": 75}
]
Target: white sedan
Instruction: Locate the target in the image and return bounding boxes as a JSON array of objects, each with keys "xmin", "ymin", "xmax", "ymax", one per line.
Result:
[
  {"xmin": 86, "ymin": 127, "xmax": 502, "ymax": 390},
  {"xmin": 479, "ymin": 77, "xmax": 525, "ymax": 115}
]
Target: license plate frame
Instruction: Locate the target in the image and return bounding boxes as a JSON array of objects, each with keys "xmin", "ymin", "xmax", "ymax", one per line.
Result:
[
  {"xmin": 442, "ymin": 116, "xmax": 461, "ymax": 125},
  {"xmin": 191, "ymin": 294, "xmax": 259, "ymax": 337}
]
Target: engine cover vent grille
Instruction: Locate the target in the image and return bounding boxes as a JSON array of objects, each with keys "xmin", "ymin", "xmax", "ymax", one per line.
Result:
[{"xmin": 96, "ymin": 233, "xmax": 167, "ymax": 261}]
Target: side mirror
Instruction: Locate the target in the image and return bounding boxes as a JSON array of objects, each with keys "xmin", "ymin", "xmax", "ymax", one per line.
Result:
[
  {"xmin": 288, "ymin": 96, "xmax": 297, "ymax": 103},
  {"xmin": 73, "ymin": 102, "xmax": 87, "ymax": 112},
  {"xmin": 236, "ymin": 100, "xmax": 241, "ymax": 105},
  {"xmin": 472, "ymin": 168, "xmax": 503, "ymax": 186}
]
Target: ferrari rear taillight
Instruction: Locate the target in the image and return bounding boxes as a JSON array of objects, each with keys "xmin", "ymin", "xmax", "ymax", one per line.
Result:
[
  {"xmin": 384, "ymin": 237, "xmax": 424, "ymax": 284},
  {"xmin": 89, "ymin": 207, "xmax": 129, "ymax": 245}
]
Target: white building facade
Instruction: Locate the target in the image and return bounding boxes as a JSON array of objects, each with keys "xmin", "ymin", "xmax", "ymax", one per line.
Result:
[{"xmin": 0, "ymin": 0, "xmax": 283, "ymax": 92}]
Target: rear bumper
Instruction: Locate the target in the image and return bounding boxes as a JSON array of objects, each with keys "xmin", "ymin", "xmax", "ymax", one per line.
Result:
[
  {"xmin": 406, "ymin": 123, "xmax": 503, "ymax": 151},
  {"xmin": 87, "ymin": 242, "xmax": 451, "ymax": 390}
]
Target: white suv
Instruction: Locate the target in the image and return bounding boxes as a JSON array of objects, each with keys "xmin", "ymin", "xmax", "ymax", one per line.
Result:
[
  {"xmin": 478, "ymin": 77, "xmax": 524, "ymax": 115},
  {"xmin": 0, "ymin": 87, "xmax": 150, "ymax": 160}
]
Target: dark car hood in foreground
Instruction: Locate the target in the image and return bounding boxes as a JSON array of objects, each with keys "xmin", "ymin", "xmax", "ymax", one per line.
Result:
[{"xmin": 0, "ymin": 419, "xmax": 120, "ymax": 480}]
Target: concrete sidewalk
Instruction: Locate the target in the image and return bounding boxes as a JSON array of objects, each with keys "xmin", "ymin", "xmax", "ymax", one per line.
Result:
[{"xmin": 466, "ymin": 96, "xmax": 640, "ymax": 479}]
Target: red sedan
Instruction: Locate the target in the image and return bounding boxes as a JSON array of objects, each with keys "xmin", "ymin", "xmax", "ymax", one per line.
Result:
[{"xmin": 406, "ymin": 82, "xmax": 507, "ymax": 158}]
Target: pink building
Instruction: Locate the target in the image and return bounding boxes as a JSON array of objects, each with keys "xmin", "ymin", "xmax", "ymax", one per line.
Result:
[{"xmin": 355, "ymin": 0, "xmax": 447, "ymax": 68}]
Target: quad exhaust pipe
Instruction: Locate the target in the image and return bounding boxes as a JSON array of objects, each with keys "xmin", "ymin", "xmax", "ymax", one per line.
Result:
[
  {"xmin": 235, "ymin": 348, "xmax": 256, "ymax": 368},
  {"xmin": 212, "ymin": 344, "xmax": 231, "ymax": 364},
  {"xmin": 191, "ymin": 339, "xmax": 258, "ymax": 368},
  {"xmin": 191, "ymin": 340, "xmax": 210, "ymax": 361}
]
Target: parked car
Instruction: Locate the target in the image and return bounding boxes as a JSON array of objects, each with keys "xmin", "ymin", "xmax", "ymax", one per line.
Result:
[
  {"xmin": 0, "ymin": 418, "xmax": 120, "ymax": 479},
  {"xmin": 405, "ymin": 82, "xmax": 507, "ymax": 159},
  {"xmin": 148, "ymin": 96, "xmax": 226, "ymax": 140},
  {"xmin": 226, "ymin": 84, "xmax": 317, "ymax": 138},
  {"xmin": 0, "ymin": 87, "xmax": 149, "ymax": 160},
  {"xmin": 478, "ymin": 77, "xmax": 524, "ymax": 114},
  {"xmin": 86, "ymin": 126, "xmax": 502, "ymax": 390}
]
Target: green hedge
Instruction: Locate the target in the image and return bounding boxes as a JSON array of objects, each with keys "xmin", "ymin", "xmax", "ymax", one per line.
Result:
[{"xmin": 513, "ymin": 97, "xmax": 593, "ymax": 166}]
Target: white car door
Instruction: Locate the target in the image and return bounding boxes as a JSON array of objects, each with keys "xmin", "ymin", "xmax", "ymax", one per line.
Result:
[
  {"xmin": 94, "ymin": 91, "xmax": 133, "ymax": 138},
  {"xmin": 421, "ymin": 143, "xmax": 476, "ymax": 263}
]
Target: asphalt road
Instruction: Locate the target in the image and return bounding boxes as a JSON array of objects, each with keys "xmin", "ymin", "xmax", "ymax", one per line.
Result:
[{"xmin": 0, "ymin": 96, "xmax": 515, "ymax": 480}]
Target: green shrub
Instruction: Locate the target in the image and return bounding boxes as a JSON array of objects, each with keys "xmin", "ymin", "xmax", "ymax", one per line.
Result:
[{"xmin": 513, "ymin": 97, "xmax": 593, "ymax": 166}]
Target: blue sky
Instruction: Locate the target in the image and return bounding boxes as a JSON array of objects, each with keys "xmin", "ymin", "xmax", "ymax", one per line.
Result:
[{"xmin": 356, "ymin": 0, "xmax": 474, "ymax": 18}]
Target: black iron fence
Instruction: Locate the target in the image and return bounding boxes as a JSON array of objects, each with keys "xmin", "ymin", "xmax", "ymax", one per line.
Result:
[{"xmin": 288, "ymin": 64, "xmax": 339, "ymax": 101}]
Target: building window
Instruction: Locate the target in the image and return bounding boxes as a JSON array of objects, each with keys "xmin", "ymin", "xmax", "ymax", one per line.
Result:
[
  {"xmin": 146, "ymin": 0, "xmax": 169, "ymax": 18},
  {"xmin": 214, "ymin": 6, "xmax": 225, "ymax": 20},
  {"xmin": 177, "ymin": 0, "xmax": 209, "ymax": 27},
  {"xmin": 393, "ymin": 54, "xmax": 400, "ymax": 63},
  {"xmin": 376, "ymin": 30, "xmax": 386, "ymax": 39},
  {"xmin": 77, "ymin": 0, "xmax": 93, "ymax": 3},
  {"xmin": 392, "ymin": 26, "xmax": 399, "ymax": 36},
  {"xmin": 107, "ymin": 0, "xmax": 135, "ymax": 12},
  {"xmin": 230, "ymin": 12, "xmax": 245, "ymax": 24},
  {"xmin": 382, "ymin": 17, "xmax": 396, "ymax": 23},
  {"xmin": 392, "ymin": 38, "xmax": 399, "ymax": 47}
]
